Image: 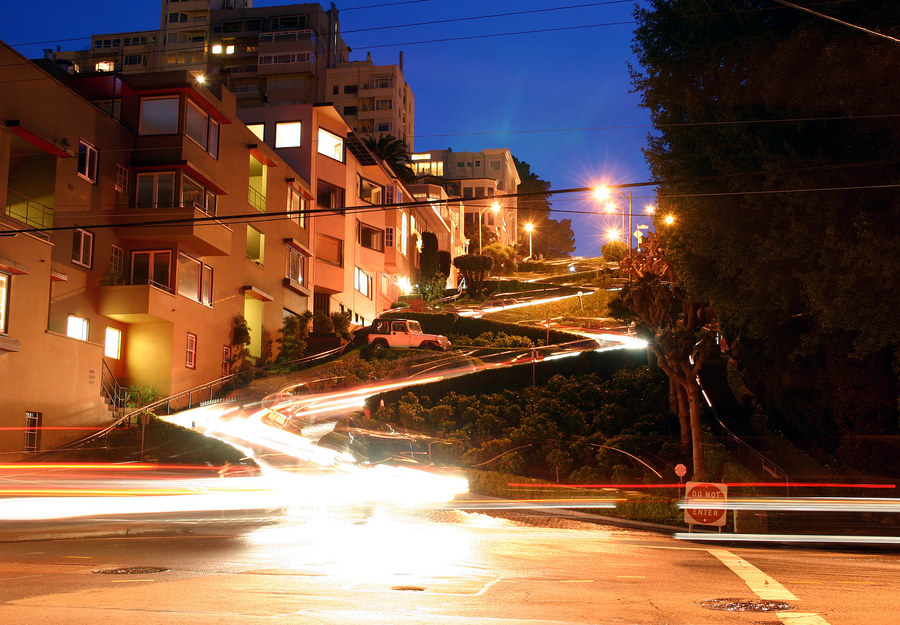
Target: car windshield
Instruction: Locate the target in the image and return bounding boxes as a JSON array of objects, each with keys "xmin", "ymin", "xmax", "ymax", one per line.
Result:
[{"xmin": 408, "ymin": 321, "xmax": 423, "ymax": 334}]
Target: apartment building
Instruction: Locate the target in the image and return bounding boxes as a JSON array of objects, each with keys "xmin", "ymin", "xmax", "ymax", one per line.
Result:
[
  {"xmin": 410, "ymin": 148, "xmax": 520, "ymax": 250},
  {"xmin": 51, "ymin": 1, "xmax": 413, "ymax": 147}
]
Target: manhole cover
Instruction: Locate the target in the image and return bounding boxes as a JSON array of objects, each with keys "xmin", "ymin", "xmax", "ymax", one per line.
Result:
[
  {"xmin": 94, "ymin": 567, "xmax": 170, "ymax": 575},
  {"xmin": 699, "ymin": 598, "xmax": 794, "ymax": 612},
  {"xmin": 391, "ymin": 585, "xmax": 426, "ymax": 592}
]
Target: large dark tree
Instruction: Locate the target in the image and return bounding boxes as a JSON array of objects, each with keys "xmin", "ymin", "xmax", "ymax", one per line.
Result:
[
  {"xmin": 363, "ymin": 134, "xmax": 416, "ymax": 184},
  {"xmin": 631, "ymin": 1, "xmax": 900, "ymax": 464},
  {"xmin": 514, "ymin": 157, "xmax": 575, "ymax": 259}
]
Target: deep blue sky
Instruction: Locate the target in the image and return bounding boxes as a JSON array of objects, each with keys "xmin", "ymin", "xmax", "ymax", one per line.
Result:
[{"xmin": 0, "ymin": 0, "xmax": 655, "ymax": 256}]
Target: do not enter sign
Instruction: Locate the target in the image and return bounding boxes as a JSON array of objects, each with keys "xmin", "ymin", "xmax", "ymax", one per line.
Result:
[{"xmin": 683, "ymin": 482, "xmax": 728, "ymax": 527}]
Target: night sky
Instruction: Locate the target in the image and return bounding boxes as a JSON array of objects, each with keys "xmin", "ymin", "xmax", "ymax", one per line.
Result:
[{"xmin": 0, "ymin": 0, "xmax": 655, "ymax": 256}]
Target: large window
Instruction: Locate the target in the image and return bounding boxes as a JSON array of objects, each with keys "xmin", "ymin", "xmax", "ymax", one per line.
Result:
[
  {"xmin": 275, "ymin": 121, "xmax": 302, "ymax": 148},
  {"xmin": 400, "ymin": 212, "xmax": 408, "ymax": 255},
  {"xmin": 177, "ymin": 252, "xmax": 213, "ymax": 306},
  {"xmin": 72, "ymin": 229, "xmax": 93, "ymax": 268},
  {"xmin": 131, "ymin": 250, "xmax": 172, "ymax": 291},
  {"xmin": 77, "ymin": 140, "xmax": 98, "ymax": 183},
  {"xmin": 24, "ymin": 412, "xmax": 41, "ymax": 454},
  {"xmin": 358, "ymin": 176, "xmax": 383, "ymax": 205},
  {"xmin": 317, "ymin": 128, "xmax": 344, "ymax": 162},
  {"xmin": 182, "ymin": 175, "xmax": 216, "ymax": 215},
  {"xmin": 316, "ymin": 180, "xmax": 344, "ymax": 212},
  {"xmin": 357, "ymin": 222, "xmax": 384, "ymax": 252},
  {"xmin": 0, "ymin": 273, "xmax": 9, "ymax": 334},
  {"xmin": 286, "ymin": 245, "xmax": 306, "ymax": 287},
  {"xmin": 139, "ymin": 96, "xmax": 179, "ymax": 135},
  {"xmin": 288, "ymin": 187, "xmax": 306, "ymax": 227},
  {"xmin": 354, "ymin": 267, "xmax": 372, "ymax": 299},
  {"xmin": 66, "ymin": 315, "xmax": 89, "ymax": 341},
  {"xmin": 246, "ymin": 226, "xmax": 265, "ymax": 265},
  {"xmin": 136, "ymin": 172, "xmax": 175, "ymax": 209},
  {"xmin": 247, "ymin": 123, "xmax": 265, "ymax": 141},
  {"xmin": 185, "ymin": 100, "xmax": 219, "ymax": 157},
  {"xmin": 315, "ymin": 233, "xmax": 342, "ymax": 266},
  {"xmin": 104, "ymin": 327, "xmax": 122, "ymax": 359}
]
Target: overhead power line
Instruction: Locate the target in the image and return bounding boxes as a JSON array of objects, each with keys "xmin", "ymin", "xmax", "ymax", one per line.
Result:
[{"xmin": 771, "ymin": 0, "xmax": 900, "ymax": 45}]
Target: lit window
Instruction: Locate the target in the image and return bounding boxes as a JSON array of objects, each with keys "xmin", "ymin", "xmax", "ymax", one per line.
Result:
[
  {"xmin": 225, "ymin": 45, "xmax": 235, "ymax": 54},
  {"xmin": 139, "ymin": 96, "xmax": 179, "ymax": 135},
  {"xmin": 95, "ymin": 61, "xmax": 115, "ymax": 72},
  {"xmin": 385, "ymin": 227, "xmax": 394, "ymax": 248},
  {"xmin": 247, "ymin": 124, "xmax": 264, "ymax": 141},
  {"xmin": 186, "ymin": 332, "xmax": 197, "ymax": 369},
  {"xmin": 287, "ymin": 187, "xmax": 306, "ymax": 227},
  {"xmin": 115, "ymin": 164, "xmax": 128, "ymax": 193},
  {"xmin": 246, "ymin": 225, "xmax": 265, "ymax": 265},
  {"xmin": 400, "ymin": 212, "xmax": 408, "ymax": 255},
  {"xmin": 77, "ymin": 140, "xmax": 98, "ymax": 183},
  {"xmin": 66, "ymin": 315, "xmax": 89, "ymax": 341},
  {"xmin": 275, "ymin": 121, "xmax": 302, "ymax": 148},
  {"xmin": 211, "ymin": 44, "xmax": 223, "ymax": 54},
  {"xmin": 0, "ymin": 273, "xmax": 9, "ymax": 334},
  {"xmin": 317, "ymin": 128, "xmax": 344, "ymax": 162},
  {"xmin": 354, "ymin": 267, "xmax": 372, "ymax": 299},
  {"xmin": 72, "ymin": 229, "xmax": 93, "ymax": 268},
  {"xmin": 104, "ymin": 327, "xmax": 122, "ymax": 359},
  {"xmin": 286, "ymin": 246, "xmax": 306, "ymax": 286},
  {"xmin": 358, "ymin": 176, "xmax": 383, "ymax": 204}
]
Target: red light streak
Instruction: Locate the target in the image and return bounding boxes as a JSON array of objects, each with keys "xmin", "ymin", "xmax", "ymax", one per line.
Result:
[{"xmin": 507, "ymin": 482, "xmax": 897, "ymax": 490}]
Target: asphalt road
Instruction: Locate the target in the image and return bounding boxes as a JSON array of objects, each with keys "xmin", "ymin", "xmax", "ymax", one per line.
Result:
[{"xmin": 0, "ymin": 507, "xmax": 896, "ymax": 625}]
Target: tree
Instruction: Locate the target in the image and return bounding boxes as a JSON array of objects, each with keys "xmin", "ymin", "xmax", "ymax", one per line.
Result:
[
  {"xmin": 514, "ymin": 158, "xmax": 576, "ymax": 259},
  {"xmin": 601, "ymin": 240, "xmax": 627, "ymax": 263},
  {"xmin": 363, "ymin": 133, "xmax": 416, "ymax": 184},
  {"xmin": 228, "ymin": 315, "xmax": 253, "ymax": 381},
  {"xmin": 481, "ymin": 243, "xmax": 517, "ymax": 275},
  {"xmin": 416, "ymin": 272, "xmax": 447, "ymax": 303},
  {"xmin": 631, "ymin": 1, "xmax": 900, "ymax": 450},
  {"xmin": 453, "ymin": 254, "xmax": 494, "ymax": 295},
  {"xmin": 615, "ymin": 232, "xmax": 717, "ymax": 480},
  {"xmin": 276, "ymin": 311, "xmax": 313, "ymax": 363}
]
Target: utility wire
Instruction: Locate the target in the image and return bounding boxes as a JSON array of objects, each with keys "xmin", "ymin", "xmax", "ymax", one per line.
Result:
[{"xmin": 770, "ymin": 0, "xmax": 900, "ymax": 45}]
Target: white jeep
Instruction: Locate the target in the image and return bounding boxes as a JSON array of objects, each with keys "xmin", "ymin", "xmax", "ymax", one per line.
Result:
[{"xmin": 367, "ymin": 318, "xmax": 451, "ymax": 351}]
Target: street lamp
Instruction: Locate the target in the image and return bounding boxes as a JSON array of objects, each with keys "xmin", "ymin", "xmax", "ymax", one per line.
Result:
[
  {"xmin": 524, "ymin": 222, "xmax": 534, "ymax": 260},
  {"xmin": 477, "ymin": 202, "xmax": 500, "ymax": 253},
  {"xmin": 594, "ymin": 185, "xmax": 633, "ymax": 250}
]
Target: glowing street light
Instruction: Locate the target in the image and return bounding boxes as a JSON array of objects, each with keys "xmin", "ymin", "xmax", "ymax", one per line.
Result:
[
  {"xmin": 524, "ymin": 222, "xmax": 534, "ymax": 260},
  {"xmin": 478, "ymin": 202, "xmax": 500, "ymax": 253},
  {"xmin": 663, "ymin": 214, "xmax": 676, "ymax": 226}
]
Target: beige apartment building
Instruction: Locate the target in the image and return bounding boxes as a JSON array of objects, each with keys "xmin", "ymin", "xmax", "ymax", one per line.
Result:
[
  {"xmin": 0, "ymin": 38, "xmax": 453, "ymax": 459},
  {"xmin": 51, "ymin": 1, "xmax": 413, "ymax": 149},
  {"xmin": 411, "ymin": 148, "xmax": 520, "ymax": 251}
]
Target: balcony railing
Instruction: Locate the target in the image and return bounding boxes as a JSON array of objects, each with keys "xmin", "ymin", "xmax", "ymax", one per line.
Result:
[
  {"xmin": 248, "ymin": 186, "xmax": 266, "ymax": 212},
  {"xmin": 5, "ymin": 189, "xmax": 53, "ymax": 235}
]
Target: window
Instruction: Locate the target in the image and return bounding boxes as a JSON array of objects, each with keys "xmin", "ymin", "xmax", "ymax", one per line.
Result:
[
  {"xmin": 463, "ymin": 187, "xmax": 473, "ymax": 198},
  {"xmin": 222, "ymin": 345, "xmax": 231, "ymax": 376},
  {"xmin": 209, "ymin": 119, "xmax": 220, "ymax": 158},
  {"xmin": 123, "ymin": 54, "xmax": 144, "ymax": 66},
  {"xmin": 316, "ymin": 180, "xmax": 344, "ymax": 212},
  {"xmin": 287, "ymin": 187, "xmax": 306, "ymax": 227},
  {"xmin": 186, "ymin": 333, "xmax": 197, "ymax": 369},
  {"xmin": 0, "ymin": 273, "xmax": 9, "ymax": 334},
  {"xmin": 24, "ymin": 412, "xmax": 41, "ymax": 454},
  {"xmin": 247, "ymin": 123, "xmax": 265, "ymax": 141},
  {"xmin": 475, "ymin": 160, "xmax": 481, "ymax": 167},
  {"xmin": 72, "ymin": 229, "xmax": 93, "ymax": 268},
  {"xmin": 354, "ymin": 267, "xmax": 372, "ymax": 299},
  {"xmin": 115, "ymin": 164, "xmax": 128, "ymax": 193},
  {"xmin": 110, "ymin": 245, "xmax": 125, "ymax": 282},
  {"xmin": 66, "ymin": 315, "xmax": 89, "ymax": 341},
  {"xmin": 131, "ymin": 250, "xmax": 172, "ymax": 291},
  {"xmin": 343, "ymin": 105, "xmax": 357, "ymax": 116},
  {"xmin": 490, "ymin": 160, "xmax": 501, "ymax": 170},
  {"xmin": 400, "ymin": 213, "xmax": 408, "ymax": 255},
  {"xmin": 286, "ymin": 245, "xmax": 306, "ymax": 286},
  {"xmin": 343, "ymin": 85, "xmax": 358, "ymax": 94},
  {"xmin": 177, "ymin": 253, "xmax": 213, "ymax": 305},
  {"xmin": 275, "ymin": 121, "xmax": 302, "ymax": 148},
  {"xmin": 104, "ymin": 327, "xmax": 122, "ymax": 359},
  {"xmin": 182, "ymin": 175, "xmax": 216, "ymax": 215},
  {"xmin": 317, "ymin": 128, "xmax": 344, "ymax": 162},
  {"xmin": 246, "ymin": 226, "xmax": 265, "ymax": 265},
  {"xmin": 375, "ymin": 99, "xmax": 393, "ymax": 110},
  {"xmin": 95, "ymin": 61, "xmax": 115, "ymax": 72},
  {"xmin": 136, "ymin": 172, "xmax": 175, "ymax": 209},
  {"xmin": 374, "ymin": 76, "xmax": 393, "ymax": 89},
  {"xmin": 385, "ymin": 227, "xmax": 394, "ymax": 248},
  {"xmin": 139, "ymin": 96, "xmax": 179, "ymax": 135},
  {"xmin": 475, "ymin": 187, "xmax": 485, "ymax": 197},
  {"xmin": 358, "ymin": 176, "xmax": 383, "ymax": 204},
  {"xmin": 185, "ymin": 100, "xmax": 208, "ymax": 148},
  {"xmin": 315, "ymin": 233, "xmax": 343, "ymax": 266},
  {"xmin": 77, "ymin": 140, "xmax": 98, "ymax": 183},
  {"xmin": 357, "ymin": 222, "xmax": 384, "ymax": 252},
  {"xmin": 375, "ymin": 121, "xmax": 392, "ymax": 133}
]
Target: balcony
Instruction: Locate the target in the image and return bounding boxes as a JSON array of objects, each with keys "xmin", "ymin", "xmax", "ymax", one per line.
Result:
[
  {"xmin": 99, "ymin": 281, "xmax": 177, "ymax": 324},
  {"xmin": 5, "ymin": 189, "xmax": 53, "ymax": 236},
  {"xmin": 248, "ymin": 186, "xmax": 266, "ymax": 213},
  {"xmin": 115, "ymin": 203, "xmax": 233, "ymax": 256}
]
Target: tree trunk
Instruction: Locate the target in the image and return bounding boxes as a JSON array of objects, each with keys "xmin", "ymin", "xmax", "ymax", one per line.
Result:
[
  {"xmin": 686, "ymin": 380, "xmax": 707, "ymax": 480},
  {"xmin": 674, "ymin": 382, "xmax": 691, "ymax": 455}
]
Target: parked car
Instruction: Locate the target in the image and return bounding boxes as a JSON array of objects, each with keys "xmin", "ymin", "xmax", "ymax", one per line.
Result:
[{"xmin": 366, "ymin": 318, "xmax": 452, "ymax": 351}]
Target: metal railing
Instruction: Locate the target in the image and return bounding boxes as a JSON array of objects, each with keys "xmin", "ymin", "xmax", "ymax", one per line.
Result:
[
  {"xmin": 248, "ymin": 185, "xmax": 266, "ymax": 212},
  {"xmin": 5, "ymin": 189, "xmax": 53, "ymax": 234},
  {"xmin": 100, "ymin": 361, "xmax": 128, "ymax": 419}
]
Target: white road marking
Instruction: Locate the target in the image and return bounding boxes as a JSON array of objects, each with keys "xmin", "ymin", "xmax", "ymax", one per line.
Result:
[
  {"xmin": 777, "ymin": 613, "xmax": 831, "ymax": 624},
  {"xmin": 708, "ymin": 549, "xmax": 796, "ymax": 600}
]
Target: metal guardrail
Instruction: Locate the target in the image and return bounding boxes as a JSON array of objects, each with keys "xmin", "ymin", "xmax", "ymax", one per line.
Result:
[
  {"xmin": 5, "ymin": 189, "xmax": 53, "ymax": 234},
  {"xmin": 100, "ymin": 361, "xmax": 127, "ymax": 419}
]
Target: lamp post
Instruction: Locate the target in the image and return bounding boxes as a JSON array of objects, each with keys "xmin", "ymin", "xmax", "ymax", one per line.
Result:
[
  {"xmin": 524, "ymin": 222, "xmax": 534, "ymax": 260},
  {"xmin": 594, "ymin": 186, "xmax": 634, "ymax": 252},
  {"xmin": 477, "ymin": 201, "xmax": 500, "ymax": 253}
]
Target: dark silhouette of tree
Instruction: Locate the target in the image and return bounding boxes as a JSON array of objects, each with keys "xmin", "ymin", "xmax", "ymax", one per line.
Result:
[
  {"xmin": 363, "ymin": 133, "xmax": 416, "ymax": 184},
  {"xmin": 514, "ymin": 157, "xmax": 575, "ymax": 259},
  {"xmin": 453, "ymin": 254, "xmax": 494, "ymax": 295}
]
